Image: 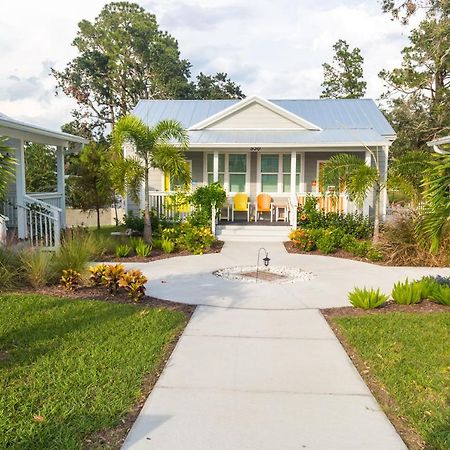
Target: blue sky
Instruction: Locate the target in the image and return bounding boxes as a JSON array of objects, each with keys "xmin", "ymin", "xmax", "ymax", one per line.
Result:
[{"xmin": 0, "ymin": 0, "xmax": 419, "ymax": 130}]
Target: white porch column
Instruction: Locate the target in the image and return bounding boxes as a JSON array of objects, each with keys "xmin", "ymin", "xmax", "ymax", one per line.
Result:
[
  {"xmin": 300, "ymin": 152, "xmax": 306, "ymax": 193},
  {"xmin": 362, "ymin": 150, "xmax": 372, "ymax": 216},
  {"xmin": 56, "ymin": 145, "xmax": 66, "ymax": 228},
  {"xmin": 290, "ymin": 150, "xmax": 297, "ymax": 200},
  {"xmin": 213, "ymin": 151, "xmax": 219, "ymax": 182},
  {"xmin": 15, "ymin": 139, "xmax": 26, "ymax": 239},
  {"xmin": 380, "ymin": 145, "xmax": 389, "ymax": 219}
]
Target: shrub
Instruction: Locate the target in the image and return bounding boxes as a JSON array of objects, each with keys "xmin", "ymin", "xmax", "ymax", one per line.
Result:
[
  {"xmin": 89, "ymin": 264, "xmax": 108, "ymax": 286},
  {"xmin": 161, "ymin": 239, "xmax": 175, "ymax": 254},
  {"xmin": 429, "ymin": 284, "xmax": 450, "ymax": 306},
  {"xmin": 189, "ymin": 182, "xmax": 227, "ymax": 219},
  {"xmin": 180, "ymin": 225, "xmax": 215, "ymax": 254},
  {"xmin": 297, "ymin": 196, "xmax": 372, "ymax": 238},
  {"xmin": 289, "ymin": 228, "xmax": 316, "ymax": 251},
  {"xmin": 123, "ymin": 212, "xmax": 144, "ymax": 232},
  {"xmin": 115, "ymin": 244, "xmax": 131, "ymax": 258},
  {"xmin": 103, "ymin": 264, "xmax": 126, "ymax": 294},
  {"xmin": 60, "ymin": 269, "xmax": 81, "ymax": 290},
  {"xmin": 20, "ymin": 248, "xmax": 53, "ymax": 288},
  {"xmin": 366, "ymin": 246, "xmax": 383, "ymax": 262},
  {"xmin": 134, "ymin": 239, "xmax": 152, "ymax": 257},
  {"xmin": 391, "ymin": 279, "xmax": 422, "ymax": 305},
  {"xmin": 348, "ymin": 287, "xmax": 388, "ymax": 309},
  {"xmin": 118, "ymin": 269, "xmax": 148, "ymax": 301},
  {"xmin": 316, "ymin": 229, "xmax": 344, "ymax": 254},
  {"xmin": 152, "ymin": 238, "xmax": 162, "ymax": 250}
]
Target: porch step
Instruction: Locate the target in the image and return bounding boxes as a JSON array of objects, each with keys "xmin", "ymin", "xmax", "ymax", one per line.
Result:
[{"xmin": 216, "ymin": 224, "xmax": 291, "ymax": 242}]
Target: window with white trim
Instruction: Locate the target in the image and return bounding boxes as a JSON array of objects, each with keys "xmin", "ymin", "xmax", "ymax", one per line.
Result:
[
  {"xmin": 228, "ymin": 154, "xmax": 246, "ymax": 192},
  {"xmin": 260, "ymin": 153, "xmax": 301, "ymax": 193},
  {"xmin": 261, "ymin": 154, "xmax": 279, "ymax": 192}
]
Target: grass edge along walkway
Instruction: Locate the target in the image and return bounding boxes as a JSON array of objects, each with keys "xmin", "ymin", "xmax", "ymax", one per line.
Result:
[{"xmin": 330, "ymin": 312, "xmax": 450, "ymax": 450}]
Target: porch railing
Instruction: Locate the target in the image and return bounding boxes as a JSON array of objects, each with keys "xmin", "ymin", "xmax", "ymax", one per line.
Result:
[
  {"xmin": 148, "ymin": 191, "xmax": 195, "ymax": 221},
  {"xmin": 1, "ymin": 195, "xmax": 17, "ymax": 228},
  {"xmin": 19, "ymin": 195, "xmax": 61, "ymax": 249},
  {"xmin": 28, "ymin": 192, "xmax": 63, "ymax": 210},
  {"xmin": 297, "ymin": 193, "xmax": 357, "ymax": 214}
]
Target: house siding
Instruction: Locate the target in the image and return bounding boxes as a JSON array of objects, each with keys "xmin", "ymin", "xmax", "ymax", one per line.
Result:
[{"xmin": 210, "ymin": 103, "xmax": 304, "ymax": 130}]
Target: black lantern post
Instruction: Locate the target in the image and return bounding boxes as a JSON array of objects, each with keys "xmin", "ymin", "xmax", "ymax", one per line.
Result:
[{"xmin": 256, "ymin": 247, "xmax": 270, "ymax": 282}]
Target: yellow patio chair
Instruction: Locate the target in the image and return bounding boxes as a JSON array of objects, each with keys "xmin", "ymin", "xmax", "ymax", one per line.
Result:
[
  {"xmin": 231, "ymin": 193, "xmax": 250, "ymax": 222},
  {"xmin": 255, "ymin": 193, "xmax": 274, "ymax": 222}
]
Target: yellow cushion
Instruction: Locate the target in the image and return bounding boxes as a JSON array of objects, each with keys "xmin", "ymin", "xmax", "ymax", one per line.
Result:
[{"xmin": 234, "ymin": 193, "xmax": 248, "ymax": 211}]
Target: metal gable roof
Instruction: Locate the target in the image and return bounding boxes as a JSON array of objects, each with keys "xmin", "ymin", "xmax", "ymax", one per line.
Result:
[{"xmin": 132, "ymin": 98, "xmax": 395, "ymax": 146}]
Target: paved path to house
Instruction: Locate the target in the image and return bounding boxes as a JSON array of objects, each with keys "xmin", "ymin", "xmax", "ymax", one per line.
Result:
[{"xmin": 121, "ymin": 243, "xmax": 450, "ymax": 450}]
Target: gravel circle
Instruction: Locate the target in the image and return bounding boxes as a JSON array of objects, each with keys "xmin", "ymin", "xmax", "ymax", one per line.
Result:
[{"xmin": 213, "ymin": 265, "xmax": 315, "ymax": 284}]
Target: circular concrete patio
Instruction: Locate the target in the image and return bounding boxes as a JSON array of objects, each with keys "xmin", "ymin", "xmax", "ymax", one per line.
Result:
[{"xmin": 123, "ymin": 241, "xmax": 450, "ymax": 310}]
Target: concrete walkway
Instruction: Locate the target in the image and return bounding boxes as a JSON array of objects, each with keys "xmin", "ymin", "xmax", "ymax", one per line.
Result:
[{"xmin": 122, "ymin": 242, "xmax": 449, "ymax": 449}]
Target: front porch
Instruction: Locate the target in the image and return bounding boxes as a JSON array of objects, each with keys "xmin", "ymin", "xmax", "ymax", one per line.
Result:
[{"xmin": 141, "ymin": 148, "xmax": 370, "ymax": 231}]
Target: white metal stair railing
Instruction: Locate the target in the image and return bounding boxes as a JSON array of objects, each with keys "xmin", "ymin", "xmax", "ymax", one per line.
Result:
[
  {"xmin": 1, "ymin": 195, "xmax": 18, "ymax": 228},
  {"xmin": 17, "ymin": 195, "xmax": 61, "ymax": 249},
  {"xmin": 0, "ymin": 214, "xmax": 8, "ymax": 245}
]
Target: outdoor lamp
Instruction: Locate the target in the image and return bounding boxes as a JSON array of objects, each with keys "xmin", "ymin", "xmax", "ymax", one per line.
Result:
[{"xmin": 263, "ymin": 255, "xmax": 270, "ymax": 267}]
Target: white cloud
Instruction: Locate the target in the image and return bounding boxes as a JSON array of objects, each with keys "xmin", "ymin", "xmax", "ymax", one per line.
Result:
[{"xmin": 0, "ymin": 0, "xmax": 418, "ymax": 130}]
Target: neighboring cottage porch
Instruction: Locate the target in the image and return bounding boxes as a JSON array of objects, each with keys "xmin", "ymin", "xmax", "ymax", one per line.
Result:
[{"xmin": 0, "ymin": 114, "xmax": 87, "ymax": 248}]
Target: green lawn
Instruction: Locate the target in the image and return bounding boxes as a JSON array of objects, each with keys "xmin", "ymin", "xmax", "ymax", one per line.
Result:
[
  {"xmin": 333, "ymin": 312, "xmax": 450, "ymax": 450},
  {"xmin": 0, "ymin": 293, "xmax": 187, "ymax": 449}
]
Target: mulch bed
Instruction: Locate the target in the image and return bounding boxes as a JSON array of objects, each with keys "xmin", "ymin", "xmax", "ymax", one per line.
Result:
[
  {"xmin": 321, "ymin": 301, "xmax": 449, "ymax": 450},
  {"xmin": 284, "ymin": 241, "xmax": 379, "ymax": 264},
  {"xmin": 321, "ymin": 299, "xmax": 448, "ymax": 319},
  {"xmin": 102, "ymin": 240, "xmax": 224, "ymax": 263}
]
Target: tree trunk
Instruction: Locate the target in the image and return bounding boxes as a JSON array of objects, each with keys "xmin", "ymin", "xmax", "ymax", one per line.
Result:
[
  {"xmin": 96, "ymin": 206, "xmax": 101, "ymax": 230},
  {"xmin": 143, "ymin": 164, "xmax": 152, "ymax": 243},
  {"xmin": 113, "ymin": 199, "xmax": 119, "ymax": 227}
]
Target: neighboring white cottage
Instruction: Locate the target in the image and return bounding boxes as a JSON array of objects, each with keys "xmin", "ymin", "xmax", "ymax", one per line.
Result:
[
  {"xmin": 0, "ymin": 113, "xmax": 87, "ymax": 248},
  {"xmin": 126, "ymin": 95, "xmax": 395, "ymax": 226}
]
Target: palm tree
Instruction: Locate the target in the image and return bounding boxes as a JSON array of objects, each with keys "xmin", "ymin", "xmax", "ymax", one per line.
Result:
[
  {"xmin": 322, "ymin": 153, "xmax": 381, "ymax": 242},
  {"xmin": 112, "ymin": 115, "xmax": 190, "ymax": 243},
  {"xmin": 0, "ymin": 137, "xmax": 16, "ymax": 202},
  {"xmin": 416, "ymin": 153, "xmax": 450, "ymax": 252},
  {"xmin": 388, "ymin": 151, "xmax": 432, "ymax": 208}
]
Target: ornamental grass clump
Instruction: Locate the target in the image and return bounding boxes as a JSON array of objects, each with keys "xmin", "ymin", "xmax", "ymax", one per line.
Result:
[
  {"xmin": 391, "ymin": 278, "xmax": 422, "ymax": 305},
  {"xmin": 348, "ymin": 287, "xmax": 388, "ymax": 309},
  {"xmin": 20, "ymin": 248, "xmax": 53, "ymax": 288}
]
